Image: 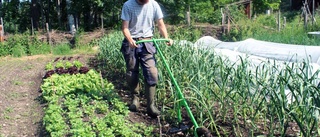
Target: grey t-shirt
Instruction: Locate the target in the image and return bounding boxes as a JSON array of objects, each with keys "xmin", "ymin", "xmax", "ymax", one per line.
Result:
[{"xmin": 121, "ymin": 0, "xmax": 164, "ymax": 38}]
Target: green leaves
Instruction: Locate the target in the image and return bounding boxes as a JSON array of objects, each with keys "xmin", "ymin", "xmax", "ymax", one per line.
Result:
[
  {"xmin": 98, "ymin": 31, "xmax": 320, "ymax": 136},
  {"xmin": 41, "ymin": 62, "xmax": 152, "ymax": 136}
]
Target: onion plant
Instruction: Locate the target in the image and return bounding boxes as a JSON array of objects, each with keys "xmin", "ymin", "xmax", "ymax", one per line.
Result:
[{"xmin": 98, "ymin": 31, "xmax": 320, "ymax": 136}]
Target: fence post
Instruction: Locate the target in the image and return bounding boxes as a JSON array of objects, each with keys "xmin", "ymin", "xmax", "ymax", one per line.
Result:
[
  {"xmin": 278, "ymin": 11, "xmax": 281, "ymax": 31},
  {"xmin": 304, "ymin": 1, "xmax": 308, "ymax": 29},
  {"xmin": 283, "ymin": 17, "xmax": 286, "ymax": 28},
  {"xmin": 1, "ymin": 17, "xmax": 4, "ymax": 42},
  {"xmin": 221, "ymin": 8, "xmax": 225, "ymax": 33},
  {"xmin": 227, "ymin": 17, "xmax": 230, "ymax": 33},
  {"xmin": 31, "ymin": 18, "xmax": 34, "ymax": 35},
  {"xmin": 46, "ymin": 23, "xmax": 51, "ymax": 45},
  {"xmin": 0, "ymin": 25, "xmax": 3, "ymax": 42},
  {"xmin": 312, "ymin": 0, "xmax": 315, "ymax": 26},
  {"xmin": 101, "ymin": 13, "xmax": 104, "ymax": 30},
  {"xmin": 186, "ymin": 11, "xmax": 190, "ymax": 26}
]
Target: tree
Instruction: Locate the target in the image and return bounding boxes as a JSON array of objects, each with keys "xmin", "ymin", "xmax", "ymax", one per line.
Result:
[
  {"xmin": 253, "ymin": 0, "xmax": 281, "ymax": 14},
  {"xmin": 31, "ymin": 0, "xmax": 40, "ymax": 30}
]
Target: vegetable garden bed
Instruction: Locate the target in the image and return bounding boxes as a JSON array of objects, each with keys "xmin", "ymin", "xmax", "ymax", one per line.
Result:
[
  {"xmin": 97, "ymin": 31, "xmax": 320, "ymax": 136},
  {"xmin": 40, "ymin": 58, "xmax": 153, "ymax": 136}
]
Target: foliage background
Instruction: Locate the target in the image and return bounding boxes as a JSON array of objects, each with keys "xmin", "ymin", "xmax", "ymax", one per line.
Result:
[{"xmin": 0, "ymin": 0, "xmax": 284, "ymax": 32}]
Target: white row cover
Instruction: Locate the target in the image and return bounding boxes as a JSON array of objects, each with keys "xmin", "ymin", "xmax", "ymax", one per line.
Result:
[
  {"xmin": 189, "ymin": 36, "xmax": 320, "ymax": 103},
  {"xmin": 193, "ymin": 36, "xmax": 320, "ymax": 80},
  {"xmin": 194, "ymin": 36, "xmax": 320, "ymax": 65}
]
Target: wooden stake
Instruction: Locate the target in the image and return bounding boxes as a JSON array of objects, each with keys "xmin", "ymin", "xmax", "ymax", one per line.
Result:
[
  {"xmin": 101, "ymin": 13, "xmax": 104, "ymax": 30},
  {"xmin": 278, "ymin": 11, "xmax": 281, "ymax": 31},
  {"xmin": 31, "ymin": 18, "xmax": 34, "ymax": 35},
  {"xmin": 46, "ymin": 23, "xmax": 51, "ymax": 45}
]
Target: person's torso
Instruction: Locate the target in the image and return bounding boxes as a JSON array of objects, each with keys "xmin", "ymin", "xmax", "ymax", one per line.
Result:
[{"xmin": 124, "ymin": 0, "xmax": 162, "ymax": 38}]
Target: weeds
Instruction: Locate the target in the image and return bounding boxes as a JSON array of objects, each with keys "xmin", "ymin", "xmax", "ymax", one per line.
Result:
[
  {"xmin": 52, "ymin": 44, "xmax": 71, "ymax": 55},
  {"xmin": 222, "ymin": 12, "xmax": 320, "ymax": 45},
  {"xmin": 0, "ymin": 30, "xmax": 98, "ymax": 57}
]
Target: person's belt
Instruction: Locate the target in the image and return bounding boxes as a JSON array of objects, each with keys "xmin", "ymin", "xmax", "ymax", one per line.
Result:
[{"xmin": 134, "ymin": 37, "xmax": 152, "ymax": 41}]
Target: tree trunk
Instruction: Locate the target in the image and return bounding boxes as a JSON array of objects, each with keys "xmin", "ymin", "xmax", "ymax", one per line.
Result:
[
  {"xmin": 31, "ymin": 0, "xmax": 40, "ymax": 30},
  {"xmin": 0, "ymin": 0, "xmax": 3, "ymax": 17},
  {"xmin": 56, "ymin": 0, "xmax": 61, "ymax": 28},
  {"xmin": 39, "ymin": 0, "xmax": 45, "ymax": 29},
  {"xmin": 83, "ymin": 2, "xmax": 91, "ymax": 31},
  {"xmin": 46, "ymin": 0, "xmax": 51, "ymax": 28}
]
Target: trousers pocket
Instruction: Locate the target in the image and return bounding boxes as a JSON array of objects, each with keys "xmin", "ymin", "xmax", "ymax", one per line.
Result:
[
  {"xmin": 121, "ymin": 39, "xmax": 134, "ymax": 55},
  {"xmin": 144, "ymin": 42, "xmax": 156, "ymax": 54}
]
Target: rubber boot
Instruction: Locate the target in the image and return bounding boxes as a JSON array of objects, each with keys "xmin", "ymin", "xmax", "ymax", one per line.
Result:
[
  {"xmin": 129, "ymin": 94, "xmax": 140, "ymax": 112},
  {"xmin": 145, "ymin": 84, "xmax": 160, "ymax": 117},
  {"xmin": 127, "ymin": 75, "xmax": 140, "ymax": 112}
]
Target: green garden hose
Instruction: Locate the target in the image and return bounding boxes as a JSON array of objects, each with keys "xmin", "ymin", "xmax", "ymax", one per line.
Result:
[{"xmin": 136, "ymin": 38, "xmax": 212, "ymax": 137}]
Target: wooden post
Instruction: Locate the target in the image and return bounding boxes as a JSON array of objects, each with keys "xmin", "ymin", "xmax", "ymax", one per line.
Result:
[
  {"xmin": 227, "ymin": 17, "xmax": 230, "ymax": 33},
  {"xmin": 221, "ymin": 8, "xmax": 225, "ymax": 33},
  {"xmin": 101, "ymin": 13, "xmax": 104, "ymax": 30},
  {"xmin": 186, "ymin": 12, "xmax": 190, "ymax": 26},
  {"xmin": 46, "ymin": 23, "xmax": 51, "ymax": 45},
  {"xmin": 0, "ymin": 25, "xmax": 3, "ymax": 42},
  {"xmin": 1, "ymin": 17, "xmax": 4, "ymax": 36},
  {"xmin": 312, "ymin": 0, "xmax": 315, "ymax": 26},
  {"xmin": 76, "ymin": 17, "xmax": 78, "ymax": 30},
  {"xmin": 304, "ymin": 8, "xmax": 308, "ymax": 29},
  {"xmin": 31, "ymin": 18, "xmax": 34, "ymax": 35},
  {"xmin": 283, "ymin": 17, "xmax": 286, "ymax": 28},
  {"xmin": 278, "ymin": 11, "xmax": 281, "ymax": 31},
  {"xmin": 304, "ymin": 0, "xmax": 308, "ymax": 30}
]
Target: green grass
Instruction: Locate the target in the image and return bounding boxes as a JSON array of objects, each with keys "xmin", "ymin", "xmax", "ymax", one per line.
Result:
[
  {"xmin": 12, "ymin": 80, "xmax": 23, "ymax": 86},
  {"xmin": 71, "ymin": 45, "xmax": 97, "ymax": 54},
  {"xmin": 2, "ymin": 107, "xmax": 14, "ymax": 120}
]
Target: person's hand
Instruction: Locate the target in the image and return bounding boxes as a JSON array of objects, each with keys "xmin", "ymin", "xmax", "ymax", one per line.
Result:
[
  {"xmin": 166, "ymin": 39, "xmax": 173, "ymax": 46},
  {"xmin": 129, "ymin": 40, "xmax": 138, "ymax": 48}
]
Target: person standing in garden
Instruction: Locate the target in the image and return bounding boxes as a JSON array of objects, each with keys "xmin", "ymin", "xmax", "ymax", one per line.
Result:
[{"xmin": 120, "ymin": 0, "xmax": 173, "ymax": 117}]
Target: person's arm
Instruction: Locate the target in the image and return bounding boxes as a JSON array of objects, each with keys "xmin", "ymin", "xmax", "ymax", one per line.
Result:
[
  {"xmin": 157, "ymin": 19, "xmax": 168, "ymax": 39},
  {"xmin": 122, "ymin": 20, "xmax": 138, "ymax": 48},
  {"xmin": 157, "ymin": 19, "xmax": 173, "ymax": 46}
]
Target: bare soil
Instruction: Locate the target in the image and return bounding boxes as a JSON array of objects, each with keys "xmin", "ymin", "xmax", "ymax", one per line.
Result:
[
  {"xmin": 0, "ymin": 54, "xmax": 97, "ymax": 137},
  {"xmin": 0, "ymin": 29, "xmax": 106, "ymax": 137},
  {"xmin": 0, "ymin": 55, "xmax": 49, "ymax": 136}
]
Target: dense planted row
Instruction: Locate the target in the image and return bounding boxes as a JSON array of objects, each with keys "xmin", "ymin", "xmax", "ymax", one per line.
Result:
[
  {"xmin": 43, "ymin": 58, "xmax": 90, "ymax": 79},
  {"xmin": 98, "ymin": 31, "xmax": 320, "ymax": 136},
  {"xmin": 40, "ymin": 58, "xmax": 153, "ymax": 136}
]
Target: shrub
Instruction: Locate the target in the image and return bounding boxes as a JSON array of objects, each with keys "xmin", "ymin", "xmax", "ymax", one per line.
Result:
[
  {"xmin": 29, "ymin": 43, "xmax": 51, "ymax": 55},
  {"xmin": 52, "ymin": 44, "xmax": 71, "ymax": 55},
  {"xmin": 11, "ymin": 44, "xmax": 26, "ymax": 57},
  {"xmin": 0, "ymin": 42, "xmax": 11, "ymax": 57}
]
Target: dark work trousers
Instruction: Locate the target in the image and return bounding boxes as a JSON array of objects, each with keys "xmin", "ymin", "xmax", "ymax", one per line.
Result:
[{"xmin": 120, "ymin": 39, "xmax": 158, "ymax": 88}]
